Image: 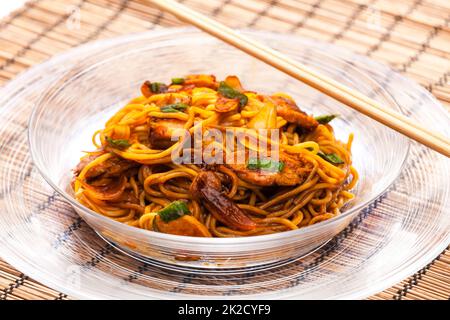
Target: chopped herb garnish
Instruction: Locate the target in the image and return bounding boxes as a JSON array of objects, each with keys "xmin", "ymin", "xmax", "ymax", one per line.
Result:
[
  {"xmin": 150, "ymin": 82, "xmax": 167, "ymax": 94},
  {"xmin": 315, "ymin": 114, "xmax": 339, "ymax": 124},
  {"xmin": 105, "ymin": 136, "xmax": 131, "ymax": 149},
  {"xmin": 157, "ymin": 200, "xmax": 191, "ymax": 222},
  {"xmin": 160, "ymin": 103, "xmax": 188, "ymax": 113},
  {"xmin": 171, "ymin": 77, "xmax": 185, "ymax": 85},
  {"xmin": 247, "ymin": 158, "xmax": 285, "ymax": 172},
  {"xmin": 218, "ymin": 81, "xmax": 248, "ymax": 107},
  {"xmin": 318, "ymin": 152, "xmax": 344, "ymax": 164}
]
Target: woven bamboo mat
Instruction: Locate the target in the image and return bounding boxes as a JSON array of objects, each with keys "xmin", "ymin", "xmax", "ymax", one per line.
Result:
[{"xmin": 0, "ymin": 0, "xmax": 449, "ymax": 300}]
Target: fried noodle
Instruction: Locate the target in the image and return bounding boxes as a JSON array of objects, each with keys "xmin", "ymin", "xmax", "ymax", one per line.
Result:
[{"xmin": 72, "ymin": 74, "xmax": 358, "ymax": 237}]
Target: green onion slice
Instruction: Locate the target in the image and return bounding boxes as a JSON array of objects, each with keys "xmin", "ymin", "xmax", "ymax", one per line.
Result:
[
  {"xmin": 157, "ymin": 200, "xmax": 191, "ymax": 222},
  {"xmin": 247, "ymin": 158, "xmax": 285, "ymax": 172},
  {"xmin": 171, "ymin": 77, "xmax": 185, "ymax": 85},
  {"xmin": 218, "ymin": 81, "xmax": 248, "ymax": 107},
  {"xmin": 105, "ymin": 136, "xmax": 131, "ymax": 149},
  {"xmin": 160, "ymin": 103, "xmax": 189, "ymax": 113},
  {"xmin": 150, "ymin": 82, "xmax": 167, "ymax": 94},
  {"xmin": 314, "ymin": 114, "xmax": 339, "ymax": 124},
  {"xmin": 318, "ymin": 152, "xmax": 344, "ymax": 164}
]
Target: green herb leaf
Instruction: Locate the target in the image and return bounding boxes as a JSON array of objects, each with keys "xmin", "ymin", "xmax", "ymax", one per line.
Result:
[
  {"xmin": 247, "ymin": 158, "xmax": 285, "ymax": 172},
  {"xmin": 314, "ymin": 114, "xmax": 339, "ymax": 124},
  {"xmin": 171, "ymin": 77, "xmax": 185, "ymax": 85},
  {"xmin": 218, "ymin": 81, "xmax": 248, "ymax": 107},
  {"xmin": 160, "ymin": 103, "xmax": 189, "ymax": 113},
  {"xmin": 318, "ymin": 152, "xmax": 344, "ymax": 164},
  {"xmin": 105, "ymin": 136, "xmax": 131, "ymax": 149},
  {"xmin": 150, "ymin": 82, "xmax": 167, "ymax": 94},
  {"xmin": 157, "ymin": 200, "xmax": 191, "ymax": 222}
]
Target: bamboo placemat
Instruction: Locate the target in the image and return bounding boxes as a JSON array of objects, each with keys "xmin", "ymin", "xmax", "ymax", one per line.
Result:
[{"xmin": 0, "ymin": 0, "xmax": 449, "ymax": 300}]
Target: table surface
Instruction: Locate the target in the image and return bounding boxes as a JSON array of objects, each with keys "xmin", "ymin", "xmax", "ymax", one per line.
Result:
[{"xmin": 0, "ymin": 0, "xmax": 449, "ymax": 300}]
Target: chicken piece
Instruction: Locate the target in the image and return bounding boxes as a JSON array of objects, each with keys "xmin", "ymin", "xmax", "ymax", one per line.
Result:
[
  {"xmin": 74, "ymin": 153, "xmax": 137, "ymax": 180},
  {"xmin": 168, "ymin": 84, "xmax": 196, "ymax": 94},
  {"xmin": 74, "ymin": 154, "xmax": 101, "ymax": 177},
  {"xmin": 271, "ymin": 96, "xmax": 318, "ymax": 131},
  {"xmin": 215, "ymin": 96, "xmax": 239, "ymax": 113},
  {"xmin": 184, "ymin": 74, "xmax": 217, "ymax": 89},
  {"xmin": 152, "ymin": 93, "xmax": 191, "ymax": 107},
  {"xmin": 148, "ymin": 118, "xmax": 186, "ymax": 149},
  {"xmin": 190, "ymin": 171, "xmax": 256, "ymax": 231},
  {"xmin": 225, "ymin": 151, "xmax": 311, "ymax": 186},
  {"xmin": 154, "ymin": 215, "xmax": 212, "ymax": 237}
]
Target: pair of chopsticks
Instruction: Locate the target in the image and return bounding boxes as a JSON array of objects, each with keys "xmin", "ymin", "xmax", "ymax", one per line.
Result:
[{"xmin": 149, "ymin": 0, "xmax": 450, "ymax": 158}]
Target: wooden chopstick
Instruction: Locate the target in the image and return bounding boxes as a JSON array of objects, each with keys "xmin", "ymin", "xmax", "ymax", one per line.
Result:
[{"xmin": 149, "ymin": 0, "xmax": 450, "ymax": 158}]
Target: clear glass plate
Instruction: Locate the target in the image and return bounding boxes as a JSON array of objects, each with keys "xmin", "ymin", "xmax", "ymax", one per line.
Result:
[{"xmin": 0, "ymin": 28, "xmax": 449, "ymax": 299}]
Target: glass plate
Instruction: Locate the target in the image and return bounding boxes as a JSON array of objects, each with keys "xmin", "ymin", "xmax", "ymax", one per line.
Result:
[{"xmin": 0, "ymin": 28, "xmax": 449, "ymax": 299}]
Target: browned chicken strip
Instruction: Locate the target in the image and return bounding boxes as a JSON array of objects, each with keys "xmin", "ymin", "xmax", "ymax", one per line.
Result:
[
  {"xmin": 226, "ymin": 151, "xmax": 311, "ymax": 186},
  {"xmin": 184, "ymin": 74, "xmax": 217, "ymax": 89},
  {"xmin": 271, "ymin": 96, "xmax": 318, "ymax": 131},
  {"xmin": 148, "ymin": 118, "xmax": 186, "ymax": 149},
  {"xmin": 153, "ymin": 93, "xmax": 191, "ymax": 107},
  {"xmin": 74, "ymin": 153, "xmax": 137, "ymax": 180},
  {"xmin": 215, "ymin": 96, "xmax": 239, "ymax": 113},
  {"xmin": 190, "ymin": 171, "xmax": 256, "ymax": 231}
]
